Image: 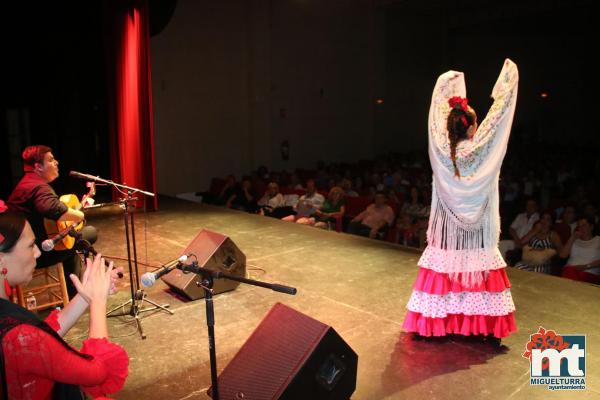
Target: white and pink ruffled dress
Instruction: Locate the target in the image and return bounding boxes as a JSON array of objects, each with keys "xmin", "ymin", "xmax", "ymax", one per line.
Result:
[{"xmin": 403, "ymin": 59, "xmax": 519, "ymax": 338}]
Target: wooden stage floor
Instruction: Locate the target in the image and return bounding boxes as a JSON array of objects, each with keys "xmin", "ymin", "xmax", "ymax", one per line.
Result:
[{"xmin": 62, "ymin": 197, "xmax": 600, "ymax": 400}]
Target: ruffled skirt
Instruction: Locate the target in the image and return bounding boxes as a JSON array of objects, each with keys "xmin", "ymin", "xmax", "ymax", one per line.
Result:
[{"xmin": 402, "ymin": 266, "xmax": 517, "ymax": 338}]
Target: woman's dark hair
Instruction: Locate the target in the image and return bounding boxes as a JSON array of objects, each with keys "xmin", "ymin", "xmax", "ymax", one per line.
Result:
[
  {"xmin": 539, "ymin": 210, "xmax": 555, "ymax": 227},
  {"xmin": 0, "ymin": 211, "xmax": 26, "ymax": 253},
  {"xmin": 447, "ymin": 107, "xmax": 476, "ymax": 177}
]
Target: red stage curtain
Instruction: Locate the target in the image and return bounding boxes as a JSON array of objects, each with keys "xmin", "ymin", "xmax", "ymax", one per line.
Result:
[{"xmin": 105, "ymin": 0, "xmax": 158, "ymax": 210}]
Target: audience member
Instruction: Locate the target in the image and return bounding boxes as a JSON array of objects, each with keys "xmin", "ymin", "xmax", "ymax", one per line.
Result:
[
  {"xmin": 282, "ymin": 179, "xmax": 324, "ymax": 224},
  {"xmin": 560, "ymin": 216, "xmax": 600, "ymax": 284},
  {"xmin": 287, "ymin": 173, "xmax": 304, "ymax": 191},
  {"xmin": 226, "ymin": 177, "xmax": 257, "ymax": 213},
  {"xmin": 313, "ymin": 186, "xmax": 345, "ymax": 230},
  {"xmin": 347, "ymin": 192, "xmax": 395, "ymax": 239},
  {"xmin": 340, "ymin": 179, "xmax": 359, "ymax": 198},
  {"xmin": 400, "ymin": 186, "xmax": 424, "ymax": 222},
  {"xmin": 583, "ymin": 203, "xmax": 599, "ymax": 225},
  {"xmin": 554, "ymin": 205, "xmax": 577, "ymax": 243},
  {"xmin": 216, "ymin": 175, "xmax": 237, "ymax": 205},
  {"xmin": 513, "ymin": 211, "xmax": 563, "ymax": 274},
  {"xmin": 415, "ymin": 215, "xmax": 429, "ymax": 249},
  {"xmin": 258, "ymin": 182, "xmax": 285, "ymax": 217},
  {"xmin": 499, "ymin": 198, "xmax": 540, "ymax": 264},
  {"xmin": 391, "ymin": 212, "xmax": 418, "ymax": 247}
]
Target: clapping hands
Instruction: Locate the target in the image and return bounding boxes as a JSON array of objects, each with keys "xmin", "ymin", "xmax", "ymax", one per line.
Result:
[{"xmin": 70, "ymin": 254, "xmax": 119, "ymax": 304}]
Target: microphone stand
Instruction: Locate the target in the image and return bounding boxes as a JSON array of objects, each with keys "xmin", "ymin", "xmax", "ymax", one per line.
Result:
[
  {"xmin": 105, "ymin": 189, "xmax": 173, "ymax": 339},
  {"xmin": 71, "ymin": 172, "xmax": 172, "ymax": 339},
  {"xmin": 177, "ymin": 262, "xmax": 297, "ymax": 400}
]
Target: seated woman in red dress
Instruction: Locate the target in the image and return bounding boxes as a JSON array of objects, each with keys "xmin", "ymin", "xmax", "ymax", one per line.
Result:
[{"xmin": 0, "ymin": 201, "xmax": 128, "ymax": 399}]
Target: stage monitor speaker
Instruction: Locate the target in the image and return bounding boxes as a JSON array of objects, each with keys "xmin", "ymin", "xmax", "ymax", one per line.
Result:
[
  {"xmin": 211, "ymin": 303, "xmax": 358, "ymax": 400},
  {"xmin": 161, "ymin": 229, "xmax": 246, "ymax": 300}
]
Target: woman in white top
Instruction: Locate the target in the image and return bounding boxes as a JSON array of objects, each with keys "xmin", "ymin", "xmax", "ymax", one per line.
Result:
[
  {"xmin": 560, "ymin": 216, "xmax": 600, "ymax": 284},
  {"xmin": 403, "ymin": 59, "xmax": 519, "ymax": 343}
]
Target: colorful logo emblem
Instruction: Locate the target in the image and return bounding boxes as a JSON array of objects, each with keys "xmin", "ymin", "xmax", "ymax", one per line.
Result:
[{"xmin": 523, "ymin": 327, "xmax": 586, "ymax": 390}]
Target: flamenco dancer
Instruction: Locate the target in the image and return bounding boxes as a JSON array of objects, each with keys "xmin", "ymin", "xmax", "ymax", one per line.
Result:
[{"xmin": 403, "ymin": 59, "xmax": 519, "ymax": 343}]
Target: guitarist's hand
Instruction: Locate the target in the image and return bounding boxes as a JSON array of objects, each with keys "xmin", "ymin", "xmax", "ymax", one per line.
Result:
[{"xmin": 58, "ymin": 208, "xmax": 85, "ymax": 223}]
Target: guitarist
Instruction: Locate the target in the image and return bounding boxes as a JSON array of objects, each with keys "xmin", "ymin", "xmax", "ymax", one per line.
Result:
[{"xmin": 7, "ymin": 145, "xmax": 94, "ymax": 299}]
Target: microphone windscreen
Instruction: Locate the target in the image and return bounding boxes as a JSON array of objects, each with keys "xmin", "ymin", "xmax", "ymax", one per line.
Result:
[
  {"xmin": 140, "ymin": 273, "xmax": 155, "ymax": 288},
  {"xmin": 41, "ymin": 240, "xmax": 54, "ymax": 252},
  {"xmin": 80, "ymin": 226, "xmax": 98, "ymax": 245}
]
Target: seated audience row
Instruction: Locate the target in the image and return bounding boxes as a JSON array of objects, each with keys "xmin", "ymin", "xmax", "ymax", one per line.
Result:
[{"xmin": 200, "ymin": 146, "xmax": 599, "ymax": 285}]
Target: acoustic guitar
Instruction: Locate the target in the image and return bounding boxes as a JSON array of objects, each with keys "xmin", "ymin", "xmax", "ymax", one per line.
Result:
[{"xmin": 43, "ymin": 182, "xmax": 96, "ymax": 251}]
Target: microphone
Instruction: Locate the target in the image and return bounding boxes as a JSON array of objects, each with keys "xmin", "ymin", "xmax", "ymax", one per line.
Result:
[
  {"xmin": 69, "ymin": 170, "xmax": 98, "ymax": 181},
  {"xmin": 73, "ymin": 238, "xmax": 124, "ymax": 279},
  {"xmin": 140, "ymin": 255, "xmax": 189, "ymax": 288},
  {"xmin": 41, "ymin": 222, "xmax": 78, "ymax": 252},
  {"xmin": 69, "ymin": 171, "xmax": 108, "ymax": 186}
]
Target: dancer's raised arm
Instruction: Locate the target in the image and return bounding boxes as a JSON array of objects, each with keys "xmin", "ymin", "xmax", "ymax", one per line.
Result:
[
  {"xmin": 428, "ymin": 59, "xmax": 518, "ymax": 181},
  {"xmin": 468, "ymin": 58, "xmax": 519, "ymax": 175}
]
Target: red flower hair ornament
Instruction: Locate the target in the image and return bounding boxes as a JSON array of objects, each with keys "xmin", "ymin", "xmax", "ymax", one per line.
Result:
[
  {"xmin": 448, "ymin": 96, "xmax": 469, "ymax": 111},
  {"xmin": 448, "ymin": 96, "xmax": 470, "ymax": 127}
]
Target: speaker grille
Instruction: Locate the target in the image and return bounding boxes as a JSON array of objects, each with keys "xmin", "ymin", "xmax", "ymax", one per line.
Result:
[{"xmin": 216, "ymin": 303, "xmax": 329, "ymax": 400}]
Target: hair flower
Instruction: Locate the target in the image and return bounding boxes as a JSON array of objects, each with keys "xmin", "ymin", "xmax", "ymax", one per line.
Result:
[{"xmin": 448, "ymin": 96, "xmax": 469, "ymax": 112}]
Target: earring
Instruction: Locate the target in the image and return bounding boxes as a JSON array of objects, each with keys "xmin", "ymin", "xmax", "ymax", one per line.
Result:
[{"xmin": 1, "ymin": 267, "xmax": 11, "ymax": 297}]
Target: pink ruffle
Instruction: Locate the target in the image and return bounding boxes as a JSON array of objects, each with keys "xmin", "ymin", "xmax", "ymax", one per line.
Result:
[
  {"xmin": 413, "ymin": 267, "xmax": 511, "ymax": 294},
  {"xmin": 402, "ymin": 310, "xmax": 517, "ymax": 338},
  {"xmin": 44, "ymin": 309, "xmax": 61, "ymax": 332},
  {"xmin": 79, "ymin": 338, "xmax": 129, "ymax": 397}
]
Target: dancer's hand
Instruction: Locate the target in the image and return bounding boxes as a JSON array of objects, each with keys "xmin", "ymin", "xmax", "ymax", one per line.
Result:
[
  {"xmin": 446, "ymin": 71, "xmax": 462, "ymax": 81},
  {"xmin": 70, "ymin": 254, "xmax": 113, "ymax": 305}
]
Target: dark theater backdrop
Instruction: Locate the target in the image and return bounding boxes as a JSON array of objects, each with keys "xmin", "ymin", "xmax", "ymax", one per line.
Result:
[{"xmin": 1, "ymin": 0, "xmax": 595, "ymax": 200}]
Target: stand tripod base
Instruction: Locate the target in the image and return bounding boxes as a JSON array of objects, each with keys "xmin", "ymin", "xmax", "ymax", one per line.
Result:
[{"xmin": 107, "ymin": 290, "xmax": 173, "ymax": 339}]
